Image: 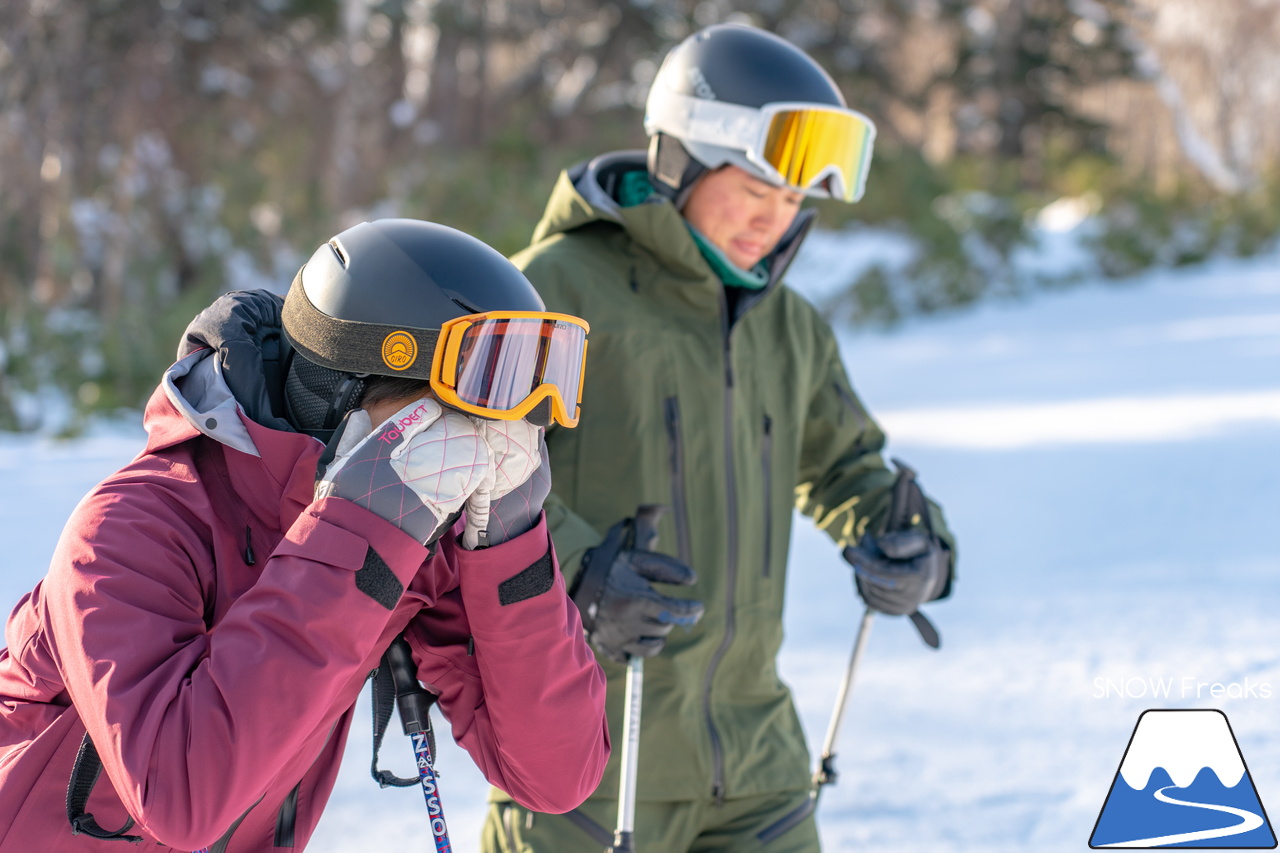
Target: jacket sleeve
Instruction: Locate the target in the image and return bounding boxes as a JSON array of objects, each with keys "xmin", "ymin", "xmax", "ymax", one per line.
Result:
[
  {"xmin": 45, "ymin": 477, "xmax": 431, "ymax": 851},
  {"xmin": 406, "ymin": 514, "xmax": 609, "ymax": 813},
  {"xmin": 795, "ymin": 323, "xmax": 958, "ymax": 577},
  {"xmin": 542, "ymin": 477, "xmax": 604, "ymax": 579}
]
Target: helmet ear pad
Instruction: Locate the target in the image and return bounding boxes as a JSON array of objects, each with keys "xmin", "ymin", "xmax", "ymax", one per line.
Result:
[
  {"xmin": 647, "ymin": 134, "xmax": 708, "ymax": 209},
  {"xmin": 649, "ymin": 132, "xmax": 792, "ymax": 209},
  {"xmin": 283, "ymin": 351, "xmax": 367, "ymax": 442}
]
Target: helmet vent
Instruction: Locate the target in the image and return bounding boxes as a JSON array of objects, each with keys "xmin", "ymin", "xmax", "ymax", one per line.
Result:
[
  {"xmin": 329, "ymin": 239, "xmax": 350, "ymax": 269},
  {"xmin": 448, "ymin": 292, "xmax": 482, "ymax": 313}
]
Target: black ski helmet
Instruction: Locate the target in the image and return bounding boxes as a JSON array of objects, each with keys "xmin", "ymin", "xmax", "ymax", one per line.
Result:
[
  {"xmin": 644, "ymin": 24, "xmax": 850, "ymax": 203},
  {"xmin": 281, "ymin": 218, "xmax": 546, "ymax": 438}
]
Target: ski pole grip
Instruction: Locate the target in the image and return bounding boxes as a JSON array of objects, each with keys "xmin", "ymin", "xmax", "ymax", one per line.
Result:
[
  {"xmin": 885, "ymin": 459, "xmax": 918, "ymax": 534},
  {"xmin": 384, "ymin": 636, "xmax": 431, "ymax": 735},
  {"xmin": 632, "ymin": 504, "xmax": 666, "ymax": 553},
  {"xmin": 885, "ymin": 459, "xmax": 943, "ymax": 650}
]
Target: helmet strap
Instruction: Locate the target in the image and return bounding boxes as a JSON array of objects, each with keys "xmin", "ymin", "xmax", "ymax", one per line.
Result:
[
  {"xmin": 323, "ymin": 373, "xmax": 367, "ymax": 436},
  {"xmin": 647, "ymin": 134, "xmax": 707, "ymax": 209}
]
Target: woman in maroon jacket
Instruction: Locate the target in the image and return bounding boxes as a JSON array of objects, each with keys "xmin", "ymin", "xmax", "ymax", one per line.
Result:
[{"xmin": 0, "ymin": 219, "xmax": 608, "ymax": 852}]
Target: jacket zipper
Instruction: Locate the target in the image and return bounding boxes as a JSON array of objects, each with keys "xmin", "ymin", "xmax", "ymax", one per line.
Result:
[
  {"xmin": 663, "ymin": 397, "xmax": 693, "ymax": 566},
  {"xmin": 761, "ymin": 414, "xmax": 773, "ymax": 578},
  {"xmin": 274, "ymin": 783, "xmax": 300, "ymax": 847},
  {"xmin": 702, "ymin": 292, "xmax": 738, "ymax": 805}
]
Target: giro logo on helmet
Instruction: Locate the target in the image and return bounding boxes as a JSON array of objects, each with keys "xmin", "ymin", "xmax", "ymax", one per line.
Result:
[
  {"xmin": 687, "ymin": 66, "xmax": 716, "ymax": 100},
  {"xmin": 381, "ymin": 331, "xmax": 418, "ymax": 371}
]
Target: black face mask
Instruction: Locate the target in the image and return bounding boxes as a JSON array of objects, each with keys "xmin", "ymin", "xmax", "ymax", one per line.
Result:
[{"xmin": 283, "ymin": 353, "xmax": 366, "ymax": 442}]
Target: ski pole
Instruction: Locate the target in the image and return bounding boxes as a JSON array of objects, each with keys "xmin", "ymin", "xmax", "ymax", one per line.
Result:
[
  {"xmin": 813, "ymin": 606, "xmax": 874, "ymax": 788},
  {"xmin": 816, "ymin": 460, "xmax": 932, "ymax": 789},
  {"xmin": 608, "ymin": 504, "xmax": 665, "ymax": 853},
  {"xmin": 384, "ymin": 636, "xmax": 453, "ymax": 853},
  {"xmin": 759, "ymin": 462, "xmax": 942, "ymax": 845},
  {"xmin": 757, "ymin": 600, "xmax": 877, "ymax": 844}
]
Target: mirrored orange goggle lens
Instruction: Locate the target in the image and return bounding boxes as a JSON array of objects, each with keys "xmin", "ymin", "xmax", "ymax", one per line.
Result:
[
  {"xmin": 453, "ymin": 318, "xmax": 586, "ymax": 414},
  {"xmin": 762, "ymin": 109, "xmax": 873, "ymax": 202}
]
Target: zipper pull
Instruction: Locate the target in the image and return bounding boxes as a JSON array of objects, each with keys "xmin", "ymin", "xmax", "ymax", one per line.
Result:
[{"xmin": 243, "ymin": 525, "xmax": 256, "ymax": 566}]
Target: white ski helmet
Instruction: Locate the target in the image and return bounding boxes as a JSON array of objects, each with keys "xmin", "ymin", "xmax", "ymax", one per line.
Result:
[{"xmin": 644, "ymin": 24, "xmax": 877, "ymax": 205}]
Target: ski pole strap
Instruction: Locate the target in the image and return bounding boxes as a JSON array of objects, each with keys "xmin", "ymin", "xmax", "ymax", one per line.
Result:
[
  {"xmin": 370, "ymin": 661, "xmax": 419, "ymax": 788},
  {"xmin": 814, "ymin": 753, "xmax": 839, "ymax": 787},
  {"xmin": 66, "ymin": 733, "xmax": 142, "ymax": 842}
]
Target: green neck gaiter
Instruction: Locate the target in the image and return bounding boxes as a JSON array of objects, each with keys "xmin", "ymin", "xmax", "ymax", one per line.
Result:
[
  {"xmin": 617, "ymin": 171, "xmax": 657, "ymax": 208},
  {"xmin": 616, "ymin": 170, "xmax": 771, "ymax": 290},
  {"xmin": 684, "ymin": 226, "xmax": 771, "ymax": 290}
]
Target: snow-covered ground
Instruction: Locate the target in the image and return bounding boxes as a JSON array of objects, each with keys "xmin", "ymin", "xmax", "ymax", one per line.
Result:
[
  {"xmin": 785, "ymin": 234, "xmax": 1280, "ymax": 851},
  {"xmin": 2, "ymin": 235, "xmax": 1277, "ymax": 852}
]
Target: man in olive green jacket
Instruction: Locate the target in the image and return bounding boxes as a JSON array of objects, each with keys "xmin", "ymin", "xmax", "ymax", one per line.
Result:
[{"xmin": 482, "ymin": 24, "xmax": 954, "ymax": 853}]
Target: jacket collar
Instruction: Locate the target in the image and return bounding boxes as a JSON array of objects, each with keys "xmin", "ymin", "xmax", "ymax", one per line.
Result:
[{"xmin": 146, "ymin": 350, "xmax": 323, "ymax": 527}]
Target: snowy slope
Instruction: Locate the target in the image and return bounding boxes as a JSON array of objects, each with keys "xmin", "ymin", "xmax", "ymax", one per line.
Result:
[
  {"xmin": 782, "ymin": 235, "xmax": 1280, "ymax": 852},
  {"xmin": 1, "ymin": 237, "xmax": 1277, "ymax": 852}
]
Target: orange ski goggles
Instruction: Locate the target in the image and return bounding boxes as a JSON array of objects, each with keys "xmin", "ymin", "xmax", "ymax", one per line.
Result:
[{"xmin": 429, "ymin": 311, "xmax": 589, "ymax": 428}]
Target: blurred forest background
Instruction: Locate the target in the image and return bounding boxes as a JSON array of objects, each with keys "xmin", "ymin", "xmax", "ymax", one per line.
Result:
[{"xmin": 1, "ymin": 0, "xmax": 1278, "ymax": 432}]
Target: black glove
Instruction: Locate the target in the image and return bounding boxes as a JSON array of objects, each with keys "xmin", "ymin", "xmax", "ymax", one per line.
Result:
[
  {"xmin": 570, "ymin": 517, "xmax": 705, "ymax": 663},
  {"xmin": 844, "ymin": 528, "xmax": 950, "ymax": 616}
]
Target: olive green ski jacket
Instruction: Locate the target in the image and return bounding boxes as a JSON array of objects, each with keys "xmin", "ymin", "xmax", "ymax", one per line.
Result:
[{"xmin": 494, "ymin": 151, "xmax": 954, "ymax": 805}]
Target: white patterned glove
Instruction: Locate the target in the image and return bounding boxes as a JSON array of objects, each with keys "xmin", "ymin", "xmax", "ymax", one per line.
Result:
[
  {"xmin": 316, "ymin": 399, "xmax": 488, "ymax": 546},
  {"xmin": 462, "ymin": 419, "xmax": 547, "ymax": 549}
]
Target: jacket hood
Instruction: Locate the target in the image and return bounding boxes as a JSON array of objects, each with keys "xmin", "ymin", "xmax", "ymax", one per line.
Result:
[
  {"xmin": 530, "ymin": 150, "xmax": 638, "ymax": 241},
  {"xmin": 149, "ymin": 287, "xmax": 322, "ymax": 460},
  {"xmin": 164, "ymin": 306, "xmax": 330, "ymax": 464},
  {"xmin": 529, "ymin": 150, "xmax": 816, "ymax": 292},
  {"xmin": 158, "ymin": 349, "xmax": 264, "ymax": 457},
  {"xmin": 177, "ymin": 288, "xmax": 294, "ymax": 433}
]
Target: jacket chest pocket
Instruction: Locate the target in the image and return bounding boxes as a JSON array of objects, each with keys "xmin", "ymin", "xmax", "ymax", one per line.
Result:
[
  {"xmin": 663, "ymin": 396, "xmax": 694, "ymax": 567},
  {"xmin": 761, "ymin": 413, "xmax": 773, "ymax": 579}
]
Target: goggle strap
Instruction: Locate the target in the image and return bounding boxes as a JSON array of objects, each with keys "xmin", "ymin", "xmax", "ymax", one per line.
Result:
[
  {"xmin": 282, "ymin": 276, "xmax": 440, "ymax": 380},
  {"xmin": 648, "ymin": 93, "xmax": 875, "ymax": 200},
  {"xmin": 648, "ymin": 94, "xmax": 760, "ymax": 150}
]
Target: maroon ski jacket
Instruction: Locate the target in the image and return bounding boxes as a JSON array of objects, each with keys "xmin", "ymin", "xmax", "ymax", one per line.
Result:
[{"xmin": 0, "ymin": 350, "xmax": 609, "ymax": 851}]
